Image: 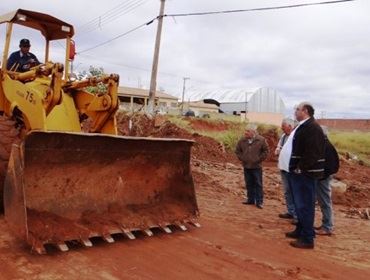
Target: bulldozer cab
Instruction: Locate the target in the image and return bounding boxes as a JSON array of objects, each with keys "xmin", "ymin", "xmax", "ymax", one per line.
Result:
[
  {"xmin": 0, "ymin": 9, "xmax": 118, "ymax": 134},
  {"xmin": 0, "ymin": 9, "xmax": 199, "ymax": 254},
  {"xmin": 0, "ymin": 9, "xmax": 74, "ymax": 79}
]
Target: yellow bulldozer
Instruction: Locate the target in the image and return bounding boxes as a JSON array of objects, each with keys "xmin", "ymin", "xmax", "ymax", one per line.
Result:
[{"xmin": 0, "ymin": 9, "xmax": 199, "ymax": 254}]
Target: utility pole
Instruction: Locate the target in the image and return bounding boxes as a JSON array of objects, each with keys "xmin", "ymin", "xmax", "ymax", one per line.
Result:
[
  {"xmin": 148, "ymin": 0, "xmax": 166, "ymax": 115},
  {"xmin": 181, "ymin": 77, "xmax": 190, "ymax": 115},
  {"xmin": 244, "ymin": 92, "xmax": 248, "ymax": 121}
]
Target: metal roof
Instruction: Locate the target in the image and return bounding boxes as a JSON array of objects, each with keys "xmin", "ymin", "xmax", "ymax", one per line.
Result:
[
  {"xmin": 185, "ymin": 88, "xmax": 259, "ymax": 103},
  {"xmin": 186, "ymin": 87, "xmax": 285, "ymax": 114}
]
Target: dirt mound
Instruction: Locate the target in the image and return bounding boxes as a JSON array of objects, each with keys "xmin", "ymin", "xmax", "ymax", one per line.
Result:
[
  {"xmin": 115, "ymin": 113, "xmax": 370, "ymax": 210},
  {"xmin": 332, "ymin": 160, "xmax": 370, "ymax": 208},
  {"xmin": 116, "ymin": 113, "xmax": 228, "ymax": 163},
  {"xmin": 188, "ymin": 119, "xmax": 280, "ymax": 163},
  {"xmin": 259, "ymin": 128, "xmax": 279, "ymax": 162},
  {"xmin": 116, "ymin": 113, "xmax": 154, "ymax": 136}
]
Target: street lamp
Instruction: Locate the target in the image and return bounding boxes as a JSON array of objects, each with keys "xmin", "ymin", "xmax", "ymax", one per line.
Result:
[{"xmin": 181, "ymin": 77, "xmax": 190, "ymax": 115}]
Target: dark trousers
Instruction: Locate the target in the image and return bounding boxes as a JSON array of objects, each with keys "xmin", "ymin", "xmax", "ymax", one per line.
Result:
[
  {"xmin": 290, "ymin": 173, "xmax": 316, "ymax": 243},
  {"xmin": 243, "ymin": 167, "xmax": 263, "ymax": 205}
]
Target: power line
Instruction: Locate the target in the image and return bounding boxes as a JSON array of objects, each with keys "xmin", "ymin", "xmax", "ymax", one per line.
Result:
[
  {"xmin": 77, "ymin": 0, "xmax": 149, "ymax": 36},
  {"xmin": 78, "ymin": 53, "xmax": 180, "ymax": 78},
  {"xmin": 77, "ymin": 0, "xmax": 147, "ymax": 36},
  {"xmin": 162, "ymin": 0, "xmax": 355, "ymax": 18},
  {"xmin": 79, "ymin": 0, "xmax": 132, "ymax": 27},
  {"xmin": 78, "ymin": 22, "xmax": 150, "ymax": 54},
  {"xmin": 77, "ymin": 53, "xmax": 215, "ymax": 85},
  {"xmin": 77, "ymin": 0, "xmax": 355, "ymax": 54},
  {"xmin": 79, "ymin": 0, "xmax": 143, "ymax": 30},
  {"xmin": 82, "ymin": 0, "xmax": 147, "ymax": 34}
]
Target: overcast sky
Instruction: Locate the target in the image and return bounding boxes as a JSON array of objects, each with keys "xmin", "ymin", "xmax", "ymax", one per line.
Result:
[{"xmin": 1, "ymin": 0, "xmax": 369, "ymax": 118}]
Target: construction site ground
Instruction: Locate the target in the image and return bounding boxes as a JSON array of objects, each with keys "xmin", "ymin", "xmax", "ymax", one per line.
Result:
[{"xmin": 0, "ymin": 116, "xmax": 369, "ymax": 280}]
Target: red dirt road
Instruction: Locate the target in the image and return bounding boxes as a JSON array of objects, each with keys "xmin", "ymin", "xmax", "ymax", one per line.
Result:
[
  {"xmin": 0, "ymin": 116, "xmax": 369, "ymax": 279},
  {"xmin": 0, "ymin": 159, "xmax": 369, "ymax": 280}
]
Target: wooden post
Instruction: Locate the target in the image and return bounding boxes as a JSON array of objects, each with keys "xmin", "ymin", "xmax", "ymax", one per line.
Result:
[
  {"xmin": 147, "ymin": 0, "xmax": 166, "ymax": 115},
  {"xmin": 181, "ymin": 77, "xmax": 190, "ymax": 115}
]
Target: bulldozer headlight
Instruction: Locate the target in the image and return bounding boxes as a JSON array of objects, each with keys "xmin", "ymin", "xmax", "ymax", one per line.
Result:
[
  {"xmin": 17, "ymin": 14, "xmax": 27, "ymax": 21},
  {"xmin": 61, "ymin": 25, "xmax": 71, "ymax": 32}
]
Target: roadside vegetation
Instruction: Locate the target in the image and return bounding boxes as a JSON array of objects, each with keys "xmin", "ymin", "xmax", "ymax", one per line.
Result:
[
  {"xmin": 329, "ymin": 131, "xmax": 370, "ymax": 165},
  {"xmin": 199, "ymin": 128, "xmax": 244, "ymax": 151},
  {"xmin": 166, "ymin": 115, "xmax": 370, "ymax": 166},
  {"xmin": 166, "ymin": 115, "xmax": 277, "ymax": 151}
]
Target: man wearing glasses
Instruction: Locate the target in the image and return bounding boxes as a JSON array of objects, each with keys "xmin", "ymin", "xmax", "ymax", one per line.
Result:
[
  {"xmin": 285, "ymin": 102, "xmax": 325, "ymax": 249},
  {"xmin": 7, "ymin": 38, "xmax": 40, "ymax": 72}
]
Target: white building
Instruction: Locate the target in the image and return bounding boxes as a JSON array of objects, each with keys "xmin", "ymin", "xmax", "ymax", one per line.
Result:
[{"xmin": 185, "ymin": 87, "xmax": 286, "ymax": 125}]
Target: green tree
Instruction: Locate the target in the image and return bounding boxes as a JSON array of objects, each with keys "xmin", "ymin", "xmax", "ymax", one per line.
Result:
[{"xmin": 78, "ymin": 66, "xmax": 108, "ymax": 94}]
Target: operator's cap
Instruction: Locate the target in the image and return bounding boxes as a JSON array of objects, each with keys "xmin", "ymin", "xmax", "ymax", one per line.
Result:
[{"xmin": 19, "ymin": 38, "xmax": 30, "ymax": 47}]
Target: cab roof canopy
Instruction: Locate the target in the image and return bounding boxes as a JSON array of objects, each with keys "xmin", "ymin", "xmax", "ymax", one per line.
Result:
[{"xmin": 0, "ymin": 9, "xmax": 74, "ymax": 40}]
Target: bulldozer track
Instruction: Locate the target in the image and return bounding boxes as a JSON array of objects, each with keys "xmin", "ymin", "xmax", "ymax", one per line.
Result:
[{"xmin": 0, "ymin": 115, "xmax": 20, "ymax": 212}]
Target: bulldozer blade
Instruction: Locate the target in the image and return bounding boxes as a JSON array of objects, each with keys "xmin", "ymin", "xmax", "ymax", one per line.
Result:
[{"xmin": 4, "ymin": 131, "xmax": 199, "ymax": 253}]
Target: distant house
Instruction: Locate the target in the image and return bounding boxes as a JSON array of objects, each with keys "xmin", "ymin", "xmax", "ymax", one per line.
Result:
[
  {"xmin": 180, "ymin": 100, "xmax": 219, "ymax": 117},
  {"xmin": 117, "ymin": 86, "xmax": 178, "ymax": 113},
  {"xmin": 185, "ymin": 87, "xmax": 285, "ymax": 125}
]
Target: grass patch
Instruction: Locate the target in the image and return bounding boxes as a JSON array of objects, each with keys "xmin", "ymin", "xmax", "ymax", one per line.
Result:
[
  {"xmin": 256, "ymin": 123, "xmax": 279, "ymax": 135},
  {"xmin": 166, "ymin": 115, "xmax": 246, "ymax": 151},
  {"xmin": 329, "ymin": 131, "xmax": 370, "ymax": 165},
  {"xmin": 166, "ymin": 115, "xmax": 193, "ymax": 131},
  {"xmin": 200, "ymin": 128, "xmax": 245, "ymax": 151},
  {"xmin": 165, "ymin": 116, "xmax": 370, "ymax": 166},
  {"xmin": 208, "ymin": 113, "xmax": 243, "ymax": 123}
]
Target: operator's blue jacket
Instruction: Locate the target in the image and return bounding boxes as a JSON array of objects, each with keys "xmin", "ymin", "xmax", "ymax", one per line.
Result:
[{"xmin": 7, "ymin": 50, "xmax": 40, "ymax": 72}]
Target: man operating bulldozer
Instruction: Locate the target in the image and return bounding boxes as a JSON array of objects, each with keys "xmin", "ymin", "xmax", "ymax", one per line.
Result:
[{"xmin": 7, "ymin": 38, "xmax": 40, "ymax": 72}]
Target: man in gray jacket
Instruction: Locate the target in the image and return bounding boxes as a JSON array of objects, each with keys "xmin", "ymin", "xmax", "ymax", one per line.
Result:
[{"xmin": 235, "ymin": 124, "xmax": 269, "ymax": 209}]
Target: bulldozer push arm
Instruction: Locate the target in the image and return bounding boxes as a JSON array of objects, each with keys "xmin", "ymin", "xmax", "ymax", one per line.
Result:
[
  {"xmin": 0, "ymin": 9, "xmax": 199, "ymax": 254},
  {"xmin": 1, "ymin": 61, "xmax": 119, "ymax": 134}
]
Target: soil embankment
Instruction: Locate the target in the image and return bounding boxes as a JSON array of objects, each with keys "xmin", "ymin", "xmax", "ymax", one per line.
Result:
[{"xmin": 0, "ymin": 114, "xmax": 369, "ymax": 279}]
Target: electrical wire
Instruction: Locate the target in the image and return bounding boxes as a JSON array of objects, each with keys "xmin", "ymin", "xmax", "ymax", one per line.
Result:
[
  {"xmin": 77, "ymin": 0, "xmax": 355, "ymax": 54},
  {"xmin": 79, "ymin": 0, "xmax": 146, "ymax": 36},
  {"xmin": 77, "ymin": 53, "xmax": 214, "ymax": 85},
  {"xmin": 162, "ymin": 0, "xmax": 355, "ymax": 18},
  {"xmin": 79, "ymin": 0, "xmax": 144, "ymax": 30},
  {"xmin": 78, "ymin": 21, "xmax": 151, "ymax": 54}
]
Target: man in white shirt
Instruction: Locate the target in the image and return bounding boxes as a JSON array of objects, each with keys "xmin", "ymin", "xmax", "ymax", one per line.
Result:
[{"xmin": 276, "ymin": 118, "xmax": 298, "ymax": 220}]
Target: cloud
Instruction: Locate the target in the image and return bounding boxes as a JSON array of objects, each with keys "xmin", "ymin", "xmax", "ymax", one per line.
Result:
[{"xmin": 1, "ymin": 0, "xmax": 369, "ymax": 118}]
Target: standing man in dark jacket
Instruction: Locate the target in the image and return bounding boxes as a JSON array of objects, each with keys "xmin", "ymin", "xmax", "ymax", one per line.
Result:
[
  {"xmin": 235, "ymin": 124, "xmax": 269, "ymax": 209},
  {"xmin": 286, "ymin": 102, "xmax": 325, "ymax": 249}
]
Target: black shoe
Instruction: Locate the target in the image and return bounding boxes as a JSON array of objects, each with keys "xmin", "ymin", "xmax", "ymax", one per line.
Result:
[
  {"xmin": 290, "ymin": 240, "xmax": 314, "ymax": 249},
  {"xmin": 291, "ymin": 218, "xmax": 298, "ymax": 225},
  {"xmin": 242, "ymin": 201, "xmax": 254, "ymax": 205},
  {"xmin": 285, "ymin": 231, "xmax": 300, "ymax": 239},
  {"xmin": 315, "ymin": 228, "xmax": 333, "ymax": 236},
  {"xmin": 256, "ymin": 204, "xmax": 263, "ymax": 209},
  {"xmin": 279, "ymin": 213, "xmax": 294, "ymax": 219}
]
